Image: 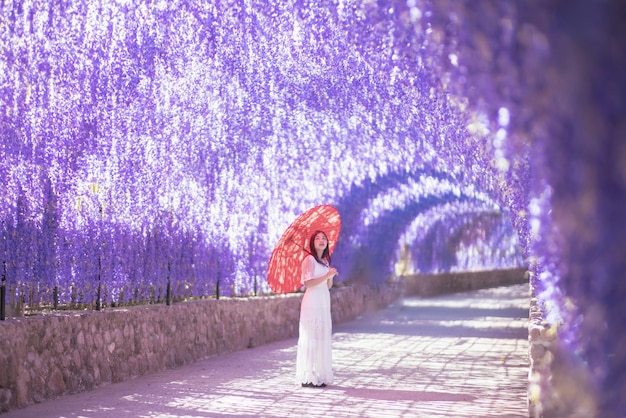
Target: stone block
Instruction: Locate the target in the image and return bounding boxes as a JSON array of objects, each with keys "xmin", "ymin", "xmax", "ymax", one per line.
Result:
[
  {"xmin": 530, "ymin": 342, "xmax": 547, "ymax": 360},
  {"xmin": 0, "ymin": 388, "xmax": 13, "ymax": 413},
  {"xmin": 529, "ymin": 325, "xmax": 542, "ymax": 341}
]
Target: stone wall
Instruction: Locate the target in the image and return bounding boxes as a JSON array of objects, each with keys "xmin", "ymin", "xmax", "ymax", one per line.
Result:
[
  {"xmin": 527, "ymin": 287, "xmax": 598, "ymax": 418},
  {"xmin": 528, "ymin": 292, "xmax": 553, "ymax": 418},
  {"xmin": 0, "ymin": 283, "xmax": 401, "ymax": 413},
  {"xmin": 402, "ymin": 267, "xmax": 528, "ymax": 297}
]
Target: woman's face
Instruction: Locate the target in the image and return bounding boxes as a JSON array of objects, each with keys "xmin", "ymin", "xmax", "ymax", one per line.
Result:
[{"xmin": 313, "ymin": 232, "xmax": 328, "ymax": 252}]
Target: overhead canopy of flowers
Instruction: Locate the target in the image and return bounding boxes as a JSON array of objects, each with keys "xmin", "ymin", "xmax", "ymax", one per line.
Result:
[
  {"xmin": 0, "ymin": 0, "xmax": 525, "ymax": 303},
  {"xmin": 1, "ymin": 0, "xmax": 625, "ymax": 413}
]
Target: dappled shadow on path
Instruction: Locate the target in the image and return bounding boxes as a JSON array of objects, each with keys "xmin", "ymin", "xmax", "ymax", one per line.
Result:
[
  {"xmin": 3, "ymin": 284, "xmax": 529, "ymax": 418},
  {"xmin": 329, "ymin": 386, "xmax": 478, "ymax": 402},
  {"xmin": 325, "ymin": 285, "xmax": 529, "ymax": 417}
]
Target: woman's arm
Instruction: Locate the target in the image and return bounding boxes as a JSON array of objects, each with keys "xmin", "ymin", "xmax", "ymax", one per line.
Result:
[{"xmin": 304, "ymin": 268, "xmax": 336, "ymax": 288}]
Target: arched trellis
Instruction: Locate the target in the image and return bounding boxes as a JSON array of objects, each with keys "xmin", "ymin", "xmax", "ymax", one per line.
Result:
[
  {"xmin": 411, "ymin": 210, "xmax": 522, "ymax": 273},
  {"xmin": 333, "ymin": 177, "xmax": 520, "ymax": 283},
  {"xmin": 330, "ymin": 165, "xmax": 521, "ymax": 282},
  {"xmin": 334, "ymin": 169, "xmax": 463, "ymax": 238}
]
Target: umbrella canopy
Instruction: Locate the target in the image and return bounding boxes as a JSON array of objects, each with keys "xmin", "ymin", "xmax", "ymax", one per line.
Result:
[{"xmin": 267, "ymin": 204, "xmax": 341, "ymax": 294}]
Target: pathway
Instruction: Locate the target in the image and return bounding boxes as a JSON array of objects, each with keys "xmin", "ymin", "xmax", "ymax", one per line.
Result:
[{"xmin": 3, "ymin": 284, "xmax": 530, "ymax": 418}]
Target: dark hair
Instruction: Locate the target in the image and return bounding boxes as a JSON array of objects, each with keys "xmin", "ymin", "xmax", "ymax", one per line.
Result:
[{"xmin": 309, "ymin": 230, "xmax": 331, "ymax": 265}]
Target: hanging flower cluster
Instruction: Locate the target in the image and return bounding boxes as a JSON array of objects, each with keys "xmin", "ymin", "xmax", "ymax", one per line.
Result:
[{"xmin": 0, "ymin": 0, "xmax": 524, "ymax": 308}]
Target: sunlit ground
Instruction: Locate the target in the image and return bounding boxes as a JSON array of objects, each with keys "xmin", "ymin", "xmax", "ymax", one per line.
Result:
[{"xmin": 5, "ymin": 284, "xmax": 529, "ymax": 418}]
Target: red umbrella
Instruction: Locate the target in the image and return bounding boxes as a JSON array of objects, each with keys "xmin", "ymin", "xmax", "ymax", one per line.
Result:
[{"xmin": 267, "ymin": 204, "xmax": 341, "ymax": 294}]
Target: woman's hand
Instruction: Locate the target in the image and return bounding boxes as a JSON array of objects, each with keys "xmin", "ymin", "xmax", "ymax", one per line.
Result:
[
  {"xmin": 303, "ymin": 266, "xmax": 339, "ymax": 289},
  {"xmin": 327, "ymin": 268, "xmax": 337, "ymax": 289}
]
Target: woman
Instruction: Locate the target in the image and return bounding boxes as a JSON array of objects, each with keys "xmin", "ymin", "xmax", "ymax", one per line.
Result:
[{"xmin": 295, "ymin": 230, "xmax": 338, "ymax": 388}]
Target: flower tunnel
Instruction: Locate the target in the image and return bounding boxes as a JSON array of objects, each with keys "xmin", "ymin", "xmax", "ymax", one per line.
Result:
[
  {"xmin": 1, "ymin": 0, "xmax": 624, "ymax": 415},
  {"xmin": 331, "ymin": 167, "xmax": 521, "ymax": 284}
]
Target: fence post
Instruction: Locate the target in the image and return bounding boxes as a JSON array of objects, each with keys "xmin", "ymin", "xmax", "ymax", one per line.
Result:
[
  {"xmin": 215, "ymin": 260, "xmax": 221, "ymax": 300},
  {"xmin": 53, "ymin": 285, "xmax": 59, "ymax": 310},
  {"xmin": 95, "ymin": 256, "xmax": 102, "ymax": 311},
  {"xmin": 1, "ymin": 261, "xmax": 6, "ymax": 320},
  {"xmin": 166, "ymin": 260, "xmax": 171, "ymax": 306}
]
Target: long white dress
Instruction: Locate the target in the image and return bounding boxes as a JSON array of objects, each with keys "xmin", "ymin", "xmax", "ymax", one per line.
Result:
[{"xmin": 294, "ymin": 254, "xmax": 334, "ymax": 386}]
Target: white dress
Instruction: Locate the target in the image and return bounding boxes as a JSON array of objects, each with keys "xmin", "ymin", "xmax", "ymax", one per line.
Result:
[{"xmin": 294, "ymin": 254, "xmax": 334, "ymax": 386}]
